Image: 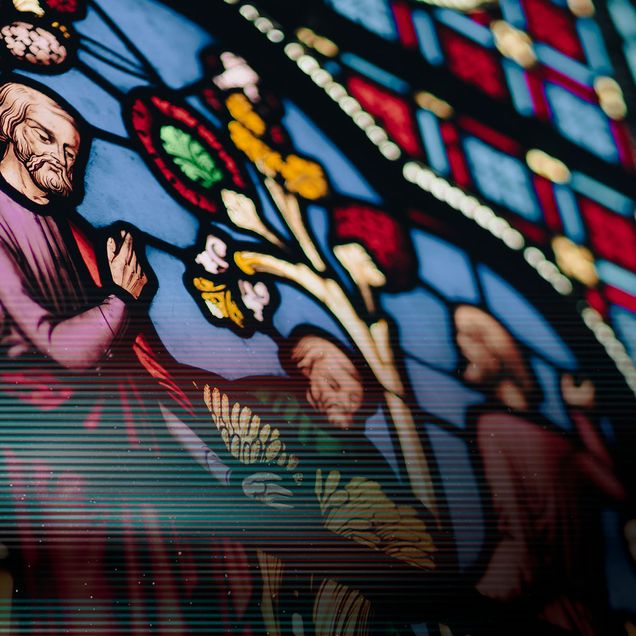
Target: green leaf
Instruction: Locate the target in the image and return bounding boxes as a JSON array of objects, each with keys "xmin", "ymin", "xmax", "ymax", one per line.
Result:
[{"xmin": 160, "ymin": 125, "xmax": 224, "ymax": 189}]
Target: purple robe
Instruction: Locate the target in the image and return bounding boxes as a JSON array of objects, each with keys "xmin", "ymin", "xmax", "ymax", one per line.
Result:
[
  {"xmin": 0, "ymin": 187, "xmax": 255, "ymax": 633},
  {"xmin": 0, "ymin": 187, "xmax": 128, "ymax": 372},
  {"xmin": 476, "ymin": 409, "xmax": 625, "ymax": 635}
]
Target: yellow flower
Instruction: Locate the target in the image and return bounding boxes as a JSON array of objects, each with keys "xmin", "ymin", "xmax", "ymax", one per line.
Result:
[
  {"xmin": 228, "ymin": 121, "xmax": 281, "ymax": 178},
  {"xmin": 281, "ymin": 155, "xmax": 328, "ymax": 200},
  {"xmin": 226, "ymin": 93, "xmax": 266, "ymax": 136},
  {"xmin": 192, "ymin": 277, "xmax": 244, "ymax": 328},
  {"xmin": 261, "ymin": 149, "xmax": 284, "ymax": 176}
]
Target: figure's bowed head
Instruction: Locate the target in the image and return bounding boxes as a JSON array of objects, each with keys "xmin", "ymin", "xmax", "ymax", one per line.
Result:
[
  {"xmin": 290, "ymin": 334, "xmax": 364, "ymax": 431},
  {"xmin": 0, "ymin": 82, "xmax": 80, "ymax": 204},
  {"xmin": 0, "ymin": 82, "xmax": 147, "ymax": 300},
  {"xmin": 453, "ymin": 304, "xmax": 536, "ymax": 412}
]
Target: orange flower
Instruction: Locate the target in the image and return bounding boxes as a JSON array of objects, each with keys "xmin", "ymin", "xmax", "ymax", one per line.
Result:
[
  {"xmin": 226, "ymin": 93, "xmax": 266, "ymax": 136},
  {"xmin": 281, "ymin": 155, "xmax": 328, "ymax": 200}
]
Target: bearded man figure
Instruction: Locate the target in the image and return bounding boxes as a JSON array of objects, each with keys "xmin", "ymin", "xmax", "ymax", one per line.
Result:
[
  {"xmin": 0, "ymin": 82, "xmax": 147, "ymax": 371},
  {"xmin": 0, "ymin": 81, "xmax": 278, "ymax": 634}
]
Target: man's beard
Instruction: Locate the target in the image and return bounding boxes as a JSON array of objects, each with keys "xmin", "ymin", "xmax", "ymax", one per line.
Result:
[
  {"xmin": 26, "ymin": 155, "xmax": 73, "ymax": 198},
  {"xmin": 15, "ymin": 136, "xmax": 73, "ymax": 198}
]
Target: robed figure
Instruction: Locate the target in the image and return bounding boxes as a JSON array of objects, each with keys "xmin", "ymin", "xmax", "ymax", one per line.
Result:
[
  {"xmin": 0, "ymin": 80, "xmax": 289, "ymax": 634},
  {"xmin": 453, "ymin": 305, "xmax": 626, "ymax": 636},
  {"xmin": 0, "ymin": 80, "xmax": 442, "ymax": 636}
]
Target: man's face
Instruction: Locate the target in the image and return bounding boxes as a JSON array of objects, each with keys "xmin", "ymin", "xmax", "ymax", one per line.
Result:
[
  {"xmin": 294, "ymin": 337, "xmax": 364, "ymax": 430},
  {"xmin": 13, "ymin": 99, "xmax": 79, "ymax": 197}
]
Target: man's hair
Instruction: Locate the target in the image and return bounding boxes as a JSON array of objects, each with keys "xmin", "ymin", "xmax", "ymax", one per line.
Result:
[
  {"xmin": 0, "ymin": 82, "xmax": 76, "ymax": 144},
  {"xmin": 0, "ymin": 83, "xmax": 32, "ymax": 144}
]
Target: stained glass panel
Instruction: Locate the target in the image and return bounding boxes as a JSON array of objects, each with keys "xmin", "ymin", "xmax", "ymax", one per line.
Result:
[{"xmin": 0, "ymin": 1, "xmax": 633, "ymax": 634}]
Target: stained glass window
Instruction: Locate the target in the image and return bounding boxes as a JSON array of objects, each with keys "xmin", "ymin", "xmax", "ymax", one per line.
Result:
[{"xmin": 0, "ymin": 1, "xmax": 633, "ymax": 634}]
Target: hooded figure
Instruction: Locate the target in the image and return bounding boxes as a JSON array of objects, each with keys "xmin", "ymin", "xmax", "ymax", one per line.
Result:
[{"xmin": 454, "ymin": 305, "xmax": 625, "ymax": 635}]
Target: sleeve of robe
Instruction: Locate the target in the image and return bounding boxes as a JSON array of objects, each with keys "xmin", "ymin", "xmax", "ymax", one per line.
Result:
[
  {"xmin": 476, "ymin": 412, "xmax": 537, "ymax": 601},
  {"xmin": 475, "ymin": 411, "xmax": 577, "ymax": 601},
  {"xmin": 0, "ymin": 244, "xmax": 128, "ymax": 371}
]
